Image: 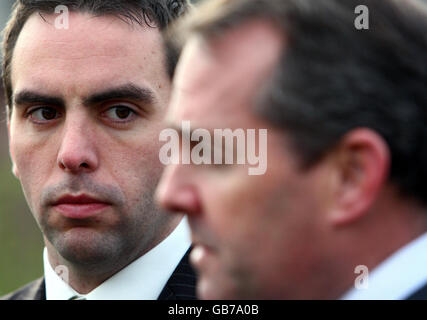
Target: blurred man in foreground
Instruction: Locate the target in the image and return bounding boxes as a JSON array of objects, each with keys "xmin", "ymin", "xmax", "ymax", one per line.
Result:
[
  {"xmin": 156, "ymin": 0, "xmax": 427, "ymax": 299},
  {"xmin": 2, "ymin": 0, "xmax": 196, "ymax": 300}
]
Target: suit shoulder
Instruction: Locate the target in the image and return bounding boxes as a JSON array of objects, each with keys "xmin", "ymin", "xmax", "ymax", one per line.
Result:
[
  {"xmin": 1, "ymin": 277, "xmax": 45, "ymax": 300},
  {"xmin": 158, "ymin": 248, "xmax": 198, "ymax": 300},
  {"xmin": 407, "ymin": 281, "xmax": 427, "ymax": 300}
]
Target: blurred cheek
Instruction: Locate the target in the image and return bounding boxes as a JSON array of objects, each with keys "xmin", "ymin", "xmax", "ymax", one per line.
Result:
[
  {"xmin": 112, "ymin": 137, "xmax": 164, "ymax": 201},
  {"xmin": 206, "ymin": 177, "xmax": 261, "ymax": 236},
  {"xmin": 204, "ymin": 170, "xmax": 289, "ymax": 264}
]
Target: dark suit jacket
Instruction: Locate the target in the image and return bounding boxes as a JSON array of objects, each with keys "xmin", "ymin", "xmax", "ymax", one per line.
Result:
[
  {"xmin": 406, "ymin": 282, "xmax": 427, "ymax": 300},
  {"xmin": 1, "ymin": 249, "xmax": 197, "ymax": 300}
]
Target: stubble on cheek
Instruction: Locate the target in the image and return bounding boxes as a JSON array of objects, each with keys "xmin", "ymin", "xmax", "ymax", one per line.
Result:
[{"xmin": 35, "ymin": 176, "xmax": 127, "ymax": 264}]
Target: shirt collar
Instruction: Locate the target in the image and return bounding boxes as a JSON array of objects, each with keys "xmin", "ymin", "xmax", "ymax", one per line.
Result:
[
  {"xmin": 44, "ymin": 217, "xmax": 191, "ymax": 300},
  {"xmin": 341, "ymin": 231, "xmax": 427, "ymax": 300}
]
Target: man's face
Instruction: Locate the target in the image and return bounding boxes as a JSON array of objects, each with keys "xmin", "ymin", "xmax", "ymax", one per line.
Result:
[
  {"xmin": 157, "ymin": 21, "xmax": 333, "ymax": 299},
  {"xmin": 8, "ymin": 12, "xmax": 178, "ymax": 268}
]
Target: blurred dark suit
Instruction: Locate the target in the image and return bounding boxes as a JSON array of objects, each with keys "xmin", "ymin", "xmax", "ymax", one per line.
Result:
[
  {"xmin": 1, "ymin": 249, "xmax": 196, "ymax": 300},
  {"xmin": 407, "ymin": 283, "xmax": 427, "ymax": 300}
]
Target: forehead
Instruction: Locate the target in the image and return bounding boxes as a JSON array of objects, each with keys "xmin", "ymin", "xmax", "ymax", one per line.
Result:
[
  {"xmin": 169, "ymin": 19, "xmax": 283, "ymax": 129},
  {"xmin": 11, "ymin": 12, "xmax": 167, "ymax": 98}
]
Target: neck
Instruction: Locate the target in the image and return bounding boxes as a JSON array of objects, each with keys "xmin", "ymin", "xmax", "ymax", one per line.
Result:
[
  {"xmin": 45, "ymin": 240, "xmax": 144, "ymax": 294},
  {"xmin": 43, "ymin": 215, "xmax": 183, "ymax": 294},
  {"xmin": 327, "ymin": 193, "xmax": 427, "ymax": 299}
]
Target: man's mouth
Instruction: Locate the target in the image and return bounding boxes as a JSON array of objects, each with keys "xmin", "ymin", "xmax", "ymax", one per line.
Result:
[{"xmin": 52, "ymin": 194, "xmax": 111, "ymax": 219}]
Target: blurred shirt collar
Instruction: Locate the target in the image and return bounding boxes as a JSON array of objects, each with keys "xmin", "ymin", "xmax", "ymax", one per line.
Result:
[
  {"xmin": 43, "ymin": 217, "xmax": 191, "ymax": 300},
  {"xmin": 341, "ymin": 231, "xmax": 427, "ymax": 300}
]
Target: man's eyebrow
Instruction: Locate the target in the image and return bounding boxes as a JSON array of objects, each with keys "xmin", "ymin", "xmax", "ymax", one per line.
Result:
[
  {"xmin": 13, "ymin": 91, "xmax": 65, "ymax": 108},
  {"xmin": 83, "ymin": 84, "xmax": 156, "ymax": 108}
]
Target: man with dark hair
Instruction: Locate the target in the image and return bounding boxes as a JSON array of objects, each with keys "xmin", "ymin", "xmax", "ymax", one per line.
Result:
[
  {"xmin": 156, "ymin": 0, "xmax": 427, "ymax": 299},
  {"xmin": 2, "ymin": 0, "xmax": 196, "ymax": 300}
]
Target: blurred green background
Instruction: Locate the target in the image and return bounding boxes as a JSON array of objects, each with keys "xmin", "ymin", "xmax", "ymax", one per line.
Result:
[{"xmin": 0, "ymin": 0, "xmax": 44, "ymax": 297}]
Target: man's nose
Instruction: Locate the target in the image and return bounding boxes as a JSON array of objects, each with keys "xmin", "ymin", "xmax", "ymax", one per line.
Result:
[
  {"xmin": 156, "ymin": 165, "xmax": 201, "ymax": 217},
  {"xmin": 57, "ymin": 117, "xmax": 99, "ymax": 174}
]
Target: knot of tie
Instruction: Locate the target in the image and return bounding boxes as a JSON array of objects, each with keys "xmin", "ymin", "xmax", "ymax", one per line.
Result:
[{"xmin": 69, "ymin": 295, "xmax": 86, "ymax": 300}]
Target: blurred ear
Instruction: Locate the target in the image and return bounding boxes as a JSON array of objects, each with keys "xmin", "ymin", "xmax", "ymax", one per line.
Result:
[
  {"xmin": 327, "ymin": 128, "xmax": 390, "ymax": 226},
  {"xmin": 7, "ymin": 113, "xmax": 20, "ymax": 179}
]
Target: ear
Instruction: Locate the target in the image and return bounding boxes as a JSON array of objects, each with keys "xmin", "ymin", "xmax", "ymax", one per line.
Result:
[
  {"xmin": 7, "ymin": 114, "xmax": 20, "ymax": 179},
  {"xmin": 327, "ymin": 128, "xmax": 390, "ymax": 226}
]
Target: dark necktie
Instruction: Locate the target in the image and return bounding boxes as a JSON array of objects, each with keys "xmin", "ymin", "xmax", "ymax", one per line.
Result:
[{"xmin": 69, "ymin": 295, "xmax": 86, "ymax": 300}]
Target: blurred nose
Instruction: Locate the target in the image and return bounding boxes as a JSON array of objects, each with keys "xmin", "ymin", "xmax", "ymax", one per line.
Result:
[
  {"xmin": 156, "ymin": 164, "xmax": 201, "ymax": 217},
  {"xmin": 57, "ymin": 113, "xmax": 98, "ymax": 174}
]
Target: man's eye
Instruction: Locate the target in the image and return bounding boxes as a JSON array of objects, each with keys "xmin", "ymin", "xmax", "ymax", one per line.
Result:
[
  {"xmin": 29, "ymin": 107, "xmax": 60, "ymax": 122},
  {"xmin": 104, "ymin": 106, "xmax": 136, "ymax": 121}
]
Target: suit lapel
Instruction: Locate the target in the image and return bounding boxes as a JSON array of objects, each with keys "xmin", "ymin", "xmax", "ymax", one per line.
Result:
[
  {"xmin": 4, "ymin": 249, "xmax": 197, "ymax": 300},
  {"xmin": 1, "ymin": 277, "xmax": 45, "ymax": 300},
  {"xmin": 407, "ymin": 281, "xmax": 427, "ymax": 300},
  {"xmin": 157, "ymin": 248, "xmax": 197, "ymax": 300},
  {"xmin": 34, "ymin": 278, "xmax": 46, "ymax": 300}
]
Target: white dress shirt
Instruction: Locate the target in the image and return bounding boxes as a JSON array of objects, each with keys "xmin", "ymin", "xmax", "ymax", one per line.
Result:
[
  {"xmin": 44, "ymin": 217, "xmax": 191, "ymax": 300},
  {"xmin": 341, "ymin": 232, "xmax": 427, "ymax": 300}
]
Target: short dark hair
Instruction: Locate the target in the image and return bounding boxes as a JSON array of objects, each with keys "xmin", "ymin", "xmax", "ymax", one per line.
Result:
[
  {"xmin": 1, "ymin": 0, "xmax": 191, "ymax": 112},
  {"xmin": 171, "ymin": 0, "xmax": 427, "ymax": 205}
]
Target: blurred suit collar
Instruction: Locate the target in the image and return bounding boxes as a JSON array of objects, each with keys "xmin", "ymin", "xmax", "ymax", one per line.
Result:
[{"xmin": 44, "ymin": 217, "xmax": 191, "ymax": 300}]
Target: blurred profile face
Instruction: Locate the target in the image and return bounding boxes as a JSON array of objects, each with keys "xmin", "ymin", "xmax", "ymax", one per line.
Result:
[
  {"xmin": 8, "ymin": 12, "xmax": 178, "ymax": 268},
  {"xmin": 157, "ymin": 21, "xmax": 333, "ymax": 299}
]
